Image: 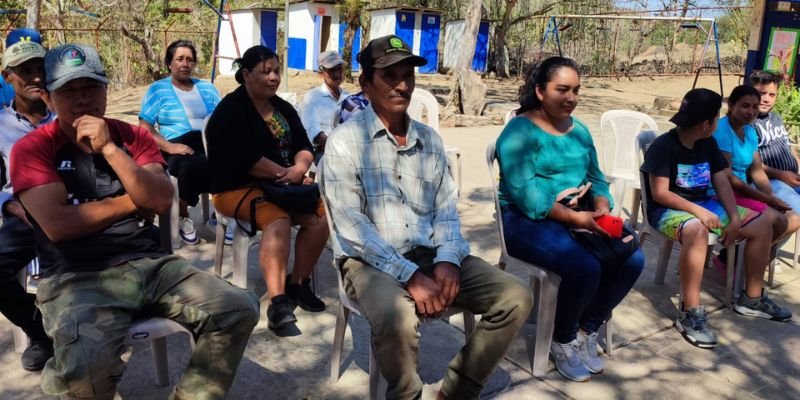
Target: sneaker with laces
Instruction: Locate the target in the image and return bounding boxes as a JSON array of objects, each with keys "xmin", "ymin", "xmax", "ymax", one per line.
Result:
[
  {"xmin": 734, "ymin": 290, "xmax": 792, "ymax": 322},
  {"xmin": 267, "ymin": 295, "xmax": 297, "ymax": 330},
  {"xmin": 286, "ymin": 275, "xmax": 325, "ymax": 312},
  {"xmin": 675, "ymin": 305, "xmax": 716, "ymax": 349},
  {"xmin": 179, "ymin": 217, "xmax": 199, "ymax": 245},
  {"xmin": 550, "ymin": 339, "xmax": 591, "ymax": 382},
  {"xmin": 577, "ymin": 331, "xmax": 604, "ymax": 374},
  {"xmin": 224, "ymin": 224, "xmax": 235, "ymax": 246},
  {"xmin": 21, "ymin": 339, "xmax": 54, "ymax": 371}
]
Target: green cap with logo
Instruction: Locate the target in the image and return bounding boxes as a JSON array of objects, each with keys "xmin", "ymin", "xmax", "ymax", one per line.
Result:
[
  {"xmin": 357, "ymin": 35, "xmax": 427, "ymax": 69},
  {"xmin": 44, "ymin": 43, "xmax": 108, "ymax": 92}
]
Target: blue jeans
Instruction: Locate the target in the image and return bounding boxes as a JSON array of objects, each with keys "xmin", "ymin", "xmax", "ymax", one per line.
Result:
[
  {"xmin": 770, "ymin": 179, "xmax": 800, "ymax": 211},
  {"xmin": 502, "ymin": 206, "xmax": 644, "ymax": 343}
]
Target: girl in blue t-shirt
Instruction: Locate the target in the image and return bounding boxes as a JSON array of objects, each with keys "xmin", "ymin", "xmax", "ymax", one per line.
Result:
[{"xmin": 712, "ymin": 85, "xmax": 800, "ymax": 268}]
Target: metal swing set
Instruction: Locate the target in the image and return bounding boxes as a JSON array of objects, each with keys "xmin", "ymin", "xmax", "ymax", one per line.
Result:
[{"xmin": 540, "ymin": 14, "xmax": 724, "ymax": 94}]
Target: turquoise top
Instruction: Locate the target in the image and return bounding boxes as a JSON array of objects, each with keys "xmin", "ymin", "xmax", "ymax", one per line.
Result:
[
  {"xmin": 496, "ymin": 116, "xmax": 613, "ymax": 220},
  {"xmin": 712, "ymin": 115, "xmax": 758, "ymax": 183}
]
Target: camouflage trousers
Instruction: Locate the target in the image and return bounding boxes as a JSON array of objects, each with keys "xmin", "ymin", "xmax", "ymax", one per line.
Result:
[{"xmin": 36, "ymin": 255, "xmax": 260, "ymax": 400}]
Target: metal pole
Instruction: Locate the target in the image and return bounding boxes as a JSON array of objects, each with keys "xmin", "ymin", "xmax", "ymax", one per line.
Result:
[
  {"xmin": 210, "ymin": 0, "xmax": 225, "ymax": 83},
  {"xmin": 282, "ymin": 0, "xmax": 289, "ymax": 93}
]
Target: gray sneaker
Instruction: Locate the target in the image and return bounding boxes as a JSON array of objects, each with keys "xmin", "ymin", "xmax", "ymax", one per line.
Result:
[
  {"xmin": 577, "ymin": 331, "xmax": 604, "ymax": 374},
  {"xmin": 734, "ymin": 290, "xmax": 792, "ymax": 322},
  {"xmin": 550, "ymin": 339, "xmax": 591, "ymax": 382},
  {"xmin": 675, "ymin": 305, "xmax": 717, "ymax": 349}
]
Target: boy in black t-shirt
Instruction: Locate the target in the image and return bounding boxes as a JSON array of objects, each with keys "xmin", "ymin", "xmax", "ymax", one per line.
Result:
[{"xmin": 641, "ymin": 88, "xmax": 792, "ymax": 350}]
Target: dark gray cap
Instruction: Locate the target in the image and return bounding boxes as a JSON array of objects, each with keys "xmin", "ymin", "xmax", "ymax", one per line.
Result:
[{"xmin": 44, "ymin": 43, "xmax": 108, "ymax": 92}]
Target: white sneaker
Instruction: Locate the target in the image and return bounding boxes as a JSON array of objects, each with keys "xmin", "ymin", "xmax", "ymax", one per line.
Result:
[
  {"xmin": 179, "ymin": 217, "xmax": 199, "ymax": 245},
  {"xmin": 550, "ymin": 339, "xmax": 591, "ymax": 382},
  {"xmin": 577, "ymin": 331, "xmax": 604, "ymax": 374}
]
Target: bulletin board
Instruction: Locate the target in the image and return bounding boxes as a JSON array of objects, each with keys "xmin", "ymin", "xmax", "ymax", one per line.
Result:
[{"xmin": 764, "ymin": 27, "xmax": 800, "ymax": 75}]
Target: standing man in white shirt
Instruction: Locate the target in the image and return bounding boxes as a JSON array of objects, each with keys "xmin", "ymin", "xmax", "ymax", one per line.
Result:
[{"xmin": 300, "ymin": 50, "xmax": 349, "ymax": 162}]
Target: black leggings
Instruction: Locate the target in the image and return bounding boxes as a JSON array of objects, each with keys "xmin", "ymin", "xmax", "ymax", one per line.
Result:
[{"xmin": 163, "ymin": 131, "xmax": 209, "ymax": 207}]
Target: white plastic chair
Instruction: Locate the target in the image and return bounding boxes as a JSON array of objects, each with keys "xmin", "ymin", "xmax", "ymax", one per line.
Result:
[
  {"xmin": 318, "ymin": 160, "xmax": 475, "ymax": 400},
  {"xmin": 485, "ymin": 142, "xmax": 613, "ymax": 377},
  {"xmin": 635, "ymin": 131, "xmax": 748, "ymax": 308},
  {"xmin": 600, "ymin": 110, "xmax": 659, "ymax": 228},
  {"xmin": 504, "ymin": 108, "xmax": 518, "ymax": 125},
  {"xmin": 409, "ymin": 88, "xmax": 462, "ymax": 197}
]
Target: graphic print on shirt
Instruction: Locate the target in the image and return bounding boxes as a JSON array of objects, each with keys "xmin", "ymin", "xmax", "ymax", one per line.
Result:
[
  {"xmin": 675, "ymin": 162, "xmax": 710, "ymax": 190},
  {"xmin": 55, "ymin": 144, "xmax": 126, "ymax": 204}
]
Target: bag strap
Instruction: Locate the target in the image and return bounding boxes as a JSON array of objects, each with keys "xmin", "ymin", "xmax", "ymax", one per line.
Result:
[
  {"xmin": 555, "ymin": 182, "xmax": 592, "ymax": 208},
  {"xmin": 233, "ymin": 184, "xmax": 259, "ymax": 237}
]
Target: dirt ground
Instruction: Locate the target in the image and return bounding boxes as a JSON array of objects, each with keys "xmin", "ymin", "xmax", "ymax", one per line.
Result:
[{"xmin": 104, "ymin": 72, "xmax": 743, "ymax": 128}]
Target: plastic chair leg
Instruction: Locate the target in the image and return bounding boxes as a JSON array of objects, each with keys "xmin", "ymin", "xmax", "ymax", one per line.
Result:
[
  {"xmin": 329, "ymin": 304, "xmax": 350, "ymax": 383},
  {"xmin": 201, "ymin": 193, "xmax": 210, "ymax": 223},
  {"xmin": 653, "ymin": 238, "xmax": 674, "ymax": 285},
  {"xmin": 169, "ymin": 177, "xmax": 181, "ymax": 250},
  {"xmin": 531, "ymin": 276, "xmax": 558, "ymax": 377},
  {"xmin": 368, "ymin": 343, "xmax": 387, "ymax": 400},
  {"xmin": 150, "ymin": 336, "xmax": 170, "ymax": 386},
  {"xmin": 725, "ymin": 245, "xmax": 737, "ymax": 308},
  {"xmin": 603, "ymin": 318, "xmax": 613, "ymax": 355},
  {"xmin": 214, "ymin": 222, "xmax": 225, "ymax": 277},
  {"xmin": 630, "ymin": 188, "xmax": 642, "ymax": 229},
  {"xmin": 232, "ymin": 227, "xmax": 249, "ymax": 288}
]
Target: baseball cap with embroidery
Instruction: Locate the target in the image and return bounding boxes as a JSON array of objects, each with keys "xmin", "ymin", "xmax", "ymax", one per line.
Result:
[
  {"xmin": 357, "ymin": 35, "xmax": 427, "ymax": 69},
  {"xmin": 44, "ymin": 43, "xmax": 108, "ymax": 92},
  {"xmin": 2, "ymin": 40, "xmax": 46, "ymax": 69},
  {"xmin": 5, "ymin": 27, "xmax": 43, "ymax": 48}
]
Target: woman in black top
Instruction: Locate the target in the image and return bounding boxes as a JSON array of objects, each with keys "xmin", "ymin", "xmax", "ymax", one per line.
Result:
[{"xmin": 205, "ymin": 46, "xmax": 329, "ymax": 330}]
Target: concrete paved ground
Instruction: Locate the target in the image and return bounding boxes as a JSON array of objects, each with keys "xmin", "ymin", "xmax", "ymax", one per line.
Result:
[{"xmin": 2, "ymin": 120, "xmax": 800, "ymax": 400}]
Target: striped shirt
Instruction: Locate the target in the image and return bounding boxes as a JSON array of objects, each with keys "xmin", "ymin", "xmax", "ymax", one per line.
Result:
[
  {"xmin": 754, "ymin": 111, "xmax": 798, "ymax": 173},
  {"xmin": 322, "ymin": 105, "xmax": 469, "ymax": 283},
  {"xmin": 139, "ymin": 77, "xmax": 220, "ymax": 140}
]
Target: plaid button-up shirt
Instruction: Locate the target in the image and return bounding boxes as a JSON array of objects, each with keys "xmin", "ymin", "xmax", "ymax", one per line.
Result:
[{"xmin": 323, "ymin": 105, "xmax": 469, "ymax": 283}]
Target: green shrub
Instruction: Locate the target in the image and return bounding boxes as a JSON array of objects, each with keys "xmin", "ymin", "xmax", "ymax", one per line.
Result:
[{"xmin": 774, "ymin": 81, "xmax": 800, "ymax": 143}]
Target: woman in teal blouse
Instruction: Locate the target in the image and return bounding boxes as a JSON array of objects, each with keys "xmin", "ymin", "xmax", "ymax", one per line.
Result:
[{"xmin": 495, "ymin": 57, "xmax": 643, "ymax": 382}]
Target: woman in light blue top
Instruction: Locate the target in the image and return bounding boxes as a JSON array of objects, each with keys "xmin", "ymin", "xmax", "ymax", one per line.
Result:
[
  {"xmin": 711, "ymin": 85, "xmax": 800, "ymax": 267},
  {"xmin": 495, "ymin": 57, "xmax": 643, "ymax": 382},
  {"xmin": 139, "ymin": 40, "xmax": 221, "ymax": 245}
]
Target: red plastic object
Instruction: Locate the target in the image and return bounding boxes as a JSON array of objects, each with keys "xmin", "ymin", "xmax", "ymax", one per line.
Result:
[{"xmin": 595, "ymin": 215, "xmax": 624, "ymax": 238}]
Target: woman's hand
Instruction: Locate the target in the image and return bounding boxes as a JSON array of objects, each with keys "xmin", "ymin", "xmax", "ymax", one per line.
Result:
[
  {"xmin": 275, "ymin": 164, "xmax": 306, "ymax": 185},
  {"xmin": 164, "ymin": 142, "xmax": 195, "ymax": 156},
  {"xmin": 572, "ymin": 211, "xmax": 611, "ymax": 237},
  {"xmin": 593, "ymin": 196, "xmax": 611, "ymax": 216}
]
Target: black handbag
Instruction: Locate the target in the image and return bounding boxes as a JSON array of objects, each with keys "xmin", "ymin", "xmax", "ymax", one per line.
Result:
[
  {"xmin": 569, "ymin": 226, "xmax": 640, "ymax": 265},
  {"xmin": 557, "ymin": 183, "xmax": 640, "ymax": 265},
  {"xmin": 234, "ymin": 181, "xmax": 320, "ymax": 237}
]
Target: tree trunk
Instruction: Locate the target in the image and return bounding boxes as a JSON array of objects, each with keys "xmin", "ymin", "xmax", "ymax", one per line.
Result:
[
  {"xmin": 452, "ymin": 0, "xmax": 482, "ymax": 73},
  {"xmin": 26, "ymin": 0, "xmax": 42, "ymax": 29},
  {"xmin": 121, "ymin": 25, "xmax": 164, "ymax": 81},
  {"xmin": 339, "ymin": 0, "xmax": 362, "ymax": 83},
  {"xmin": 494, "ymin": 0, "xmax": 517, "ymax": 78},
  {"xmin": 446, "ymin": 0, "xmax": 486, "ymax": 115}
]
